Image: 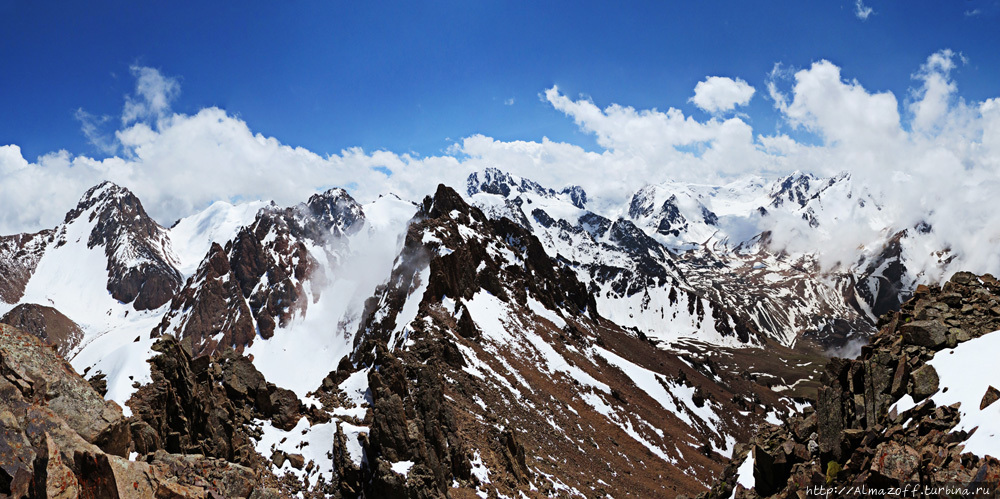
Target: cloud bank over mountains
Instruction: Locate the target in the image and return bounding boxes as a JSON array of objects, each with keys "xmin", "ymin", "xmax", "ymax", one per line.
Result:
[{"xmin": 2, "ymin": 50, "xmax": 998, "ymax": 275}]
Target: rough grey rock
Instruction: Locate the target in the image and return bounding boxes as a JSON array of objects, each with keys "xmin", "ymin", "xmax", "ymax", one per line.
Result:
[
  {"xmin": 900, "ymin": 320, "xmax": 948, "ymax": 348},
  {"xmin": 909, "ymin": 364, "xmax": 939, "ymax": 401}
]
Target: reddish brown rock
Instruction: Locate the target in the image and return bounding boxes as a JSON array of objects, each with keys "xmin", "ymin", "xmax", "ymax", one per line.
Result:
[
  {"xmin": 286, "ymin": 453, "xmax": 305, "ymax": 470},
  {"xmin": 65, "ymin": 182, "xmax": 183, "ymax": 311},
  {"xmin": 0, "ymin": 303, "xmax": 84, "ymax": 358},
  {"xmin": 871, "ymin": 441, "xmax": 920, "ymax": 483},
  {"xmin": 0, "ymin": 323, "xmax": 130, "ymax": 456}
]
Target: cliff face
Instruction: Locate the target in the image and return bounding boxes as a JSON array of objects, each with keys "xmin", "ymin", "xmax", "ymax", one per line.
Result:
[{"xmin": 700, "ymin": 271, "xmax": 1000, "ymax": 499}]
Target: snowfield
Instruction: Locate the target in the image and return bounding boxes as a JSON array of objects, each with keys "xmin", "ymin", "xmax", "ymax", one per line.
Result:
[{"xmin": 925, "ymin": 330, "xmax": 1000, "ymax": 459}]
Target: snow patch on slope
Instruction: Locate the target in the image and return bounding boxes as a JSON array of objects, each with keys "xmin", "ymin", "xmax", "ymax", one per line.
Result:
[
  {"xmin": 168, "ymin": 200, "xmax": 265, "ymax": 277},
  {"xmin": 593, "ymin": 345, "xmax": 733, "ymax": 456},
  {"xmin": 255, "ymin": 417, "xmax": 339, "ymax": 485},
  {"xmin": 247, "ymin": 195, "xmax": 415, "ymax": 399},
  {"xmin": 12, "ymin": 202, "xmax": 166, "ymax": 410},
  {"xmin": 926, "ymin": 330, "xmax": 1000, "ymax": 459}
]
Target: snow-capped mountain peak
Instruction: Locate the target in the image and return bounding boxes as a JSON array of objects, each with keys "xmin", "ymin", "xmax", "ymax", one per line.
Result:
[
  {"xmin": 61, "ymin": 181, "xmax": 183, "ymax": 310},
  {"xmin": 467, "ymin": 167, "xmax": 588, "ymax": 209}
]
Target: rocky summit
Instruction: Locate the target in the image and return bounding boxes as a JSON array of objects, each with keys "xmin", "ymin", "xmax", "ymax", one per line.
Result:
[{"xmin": 1, "ymin": 173, "xmax": 999, "ymax": 498}]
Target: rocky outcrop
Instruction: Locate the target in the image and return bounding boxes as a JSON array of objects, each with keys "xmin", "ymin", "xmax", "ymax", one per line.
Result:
[
  {"xmin": 0, "ymin": 322, "xmax": 129, "ymax": 457},
  {"xmin": 361, "ymin": 345, "xmax": 472, "ymax": 498},
  {"xmin": 700, "ymin": 271, "xmax": 1000, "ymax": 498},
  {"xmin": 344, "ymin": 184, "xmax": 794, "ymax": 498},
  {"xmin": 127, "ymin": 335, "xmax": 306, "ymax": 463},
  {"xmin": 152, "ymin": 242, "xmax": 257, "ymax": 357},
  {"xmin": 1, "ymin": 303, "xmax": 84, "ymax": 358},
  {"xmin": 0, "ymin": 323, "xmax": 273, "ymax": 498}
]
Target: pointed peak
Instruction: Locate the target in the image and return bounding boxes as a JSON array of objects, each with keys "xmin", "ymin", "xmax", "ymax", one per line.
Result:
[
  {"xmin": 80, "ymin": 180, "xmax": 132, "ymax": 202},
  {"xmin": 310, "ymin": 186, "xmax": 350, "ymax": 201},
  {"xmin": 422, "ymin": 184, "xmax": 473, "ymax": 218},
  {"xmin": 301, "ymin": 187, "xmax": 363, "ymax": 228},
  {"xmin": 65, "ymin": 181, "xmax": 144, "ymax": 224}
]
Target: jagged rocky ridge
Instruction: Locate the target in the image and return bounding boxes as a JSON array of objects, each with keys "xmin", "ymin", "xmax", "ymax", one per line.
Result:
[
  {"xmin": 152, "ymin": 188, "xmax": 364, "ymax": 357},
  {"xmin": 0, "ymin": 169, "xmax": 913, "ymax": 359},
  {"xmin": 0, "ymin": 182, "xmax": 807, "ymax": 497},
  {"xmin": 468, "ymin": 168, "xmax": 765, "ymax": 348},
  {"xmin": 330, "ymin": 184, "xmax": 799, "ymax": 497},
  {"xmin": 700, "ymin": 271, "xmax": 1000, "ymax": 498},
  {"xmin": 467, "ymin": 168, "xmax": 880, "ymax": 350}
]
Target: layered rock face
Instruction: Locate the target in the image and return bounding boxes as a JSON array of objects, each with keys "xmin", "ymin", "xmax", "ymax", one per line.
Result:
[{"xmin": 700, "ymin": 271, "xmax": 1000, "ymax": 498}]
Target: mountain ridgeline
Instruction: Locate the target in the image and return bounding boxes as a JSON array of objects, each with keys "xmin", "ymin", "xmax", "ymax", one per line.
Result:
[{"xmin": 0, "ymin": 168, "xmax": 982, "ymax": 498}]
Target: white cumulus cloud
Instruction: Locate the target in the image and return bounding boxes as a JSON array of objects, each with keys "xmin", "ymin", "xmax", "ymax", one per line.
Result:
[
  {"xmin": 122, "ymin": 65, "xmax": 181, "ymax": 125},
  {"xmin": 690, "ymin": 76, "xmax": 755, "ymax": 113},
  {"xmin": 909, "ymin": 49, "xmax": 960, "ymax": 133},
  {"xmin": 4, "ymin": 54, "xmax": 1000, "ymax": 282}
]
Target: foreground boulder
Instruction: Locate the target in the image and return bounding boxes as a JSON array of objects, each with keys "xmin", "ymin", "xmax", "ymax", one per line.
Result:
[{"xmin": 0, "ymin": 321, "xmax": 129, "ymax": 457}]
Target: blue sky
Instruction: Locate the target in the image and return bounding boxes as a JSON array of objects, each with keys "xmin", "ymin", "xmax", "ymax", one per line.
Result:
[
  {"xmin": 2, "ymin": 0, "xmax": 998, "ymax": 160},
  {"xmin": 2, "ymin": 0, "xmax": 1000, "ymax": 248}
]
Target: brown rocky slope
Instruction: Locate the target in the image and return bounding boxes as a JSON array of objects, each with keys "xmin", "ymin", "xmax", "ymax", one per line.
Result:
[
  {"xmin": 0, "ymin": 303, "xmax": 84, "ymax": 358},
  {"xmin": 333, "ymin": 185, "xmax": 800, "ymax": 498},
  {"xmin": 699, "ymin": 271, "xmax": 1000, "ymax": 498}
]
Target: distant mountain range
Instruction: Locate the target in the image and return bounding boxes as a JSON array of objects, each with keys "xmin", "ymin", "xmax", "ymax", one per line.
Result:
[{"xmin": 0, "ymin": 168, "xmax": 976, "ymax": 497}]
